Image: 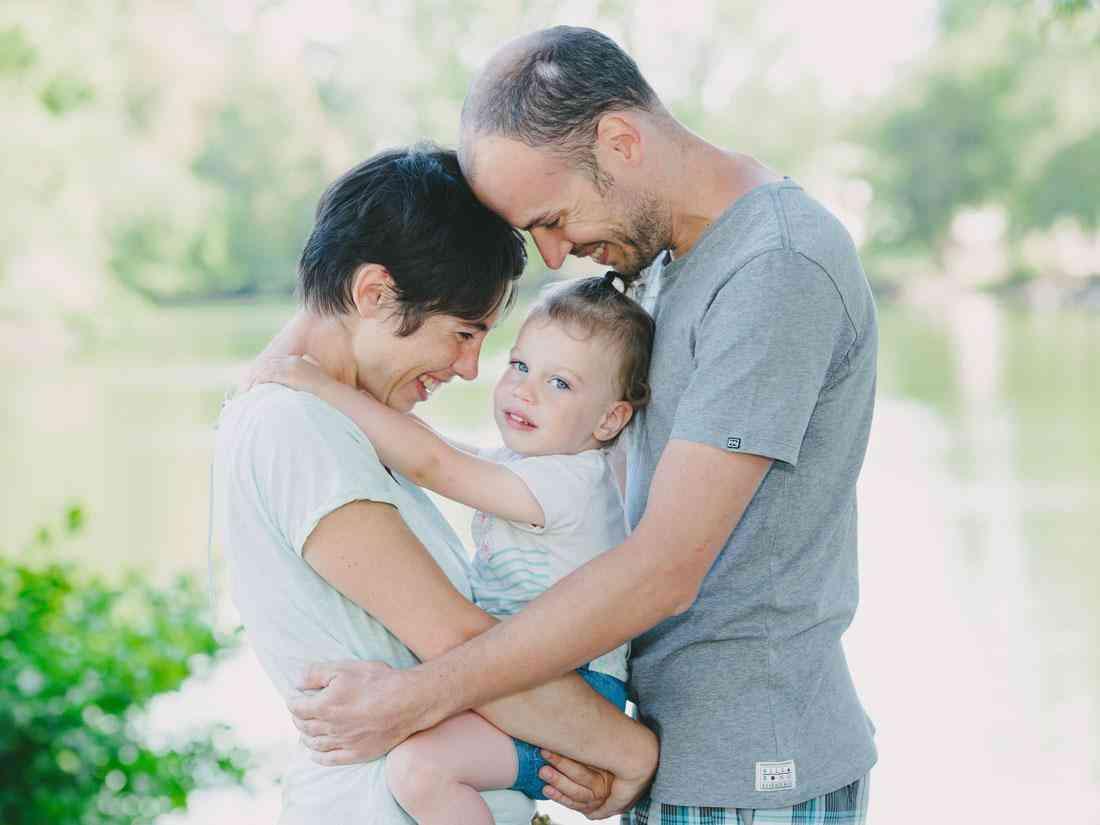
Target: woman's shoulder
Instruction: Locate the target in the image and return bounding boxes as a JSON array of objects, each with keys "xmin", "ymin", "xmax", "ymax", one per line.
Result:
[
  {"xmin": 224, "ymin": 382, "xmax": 351, "ymax": 426},
  {"xmin": 218, "ymin": 384, "xmax": 385, "ymax": 471}
]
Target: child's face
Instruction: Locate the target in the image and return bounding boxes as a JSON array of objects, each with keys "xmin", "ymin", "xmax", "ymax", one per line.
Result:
[{"xmin": 493, "ymin": 317, "xmax": 632, "ymax": 456}]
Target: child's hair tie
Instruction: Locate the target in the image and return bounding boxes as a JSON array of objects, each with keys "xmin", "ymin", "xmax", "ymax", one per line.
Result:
[{"xmin": 602, "ymin": 271, "xmax": 626, "ymax": 294}]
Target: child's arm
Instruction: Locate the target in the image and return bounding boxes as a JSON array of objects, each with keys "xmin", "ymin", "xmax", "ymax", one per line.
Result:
[
  {"xmin": 248, "ymin": 355, "xmax": 547, "ymax": 526},
  {"xmin": 406, "ymin": 413, "xmax": 482, "ymax": 457}
]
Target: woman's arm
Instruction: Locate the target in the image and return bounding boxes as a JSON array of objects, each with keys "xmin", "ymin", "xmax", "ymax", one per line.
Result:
[
  {"xmin": 300, "ymin": 497, "xmax": 658, "ymax": 787},
  {"xmin": 249, "ymin": 355, "xmax": 547, "ymax": 526}
]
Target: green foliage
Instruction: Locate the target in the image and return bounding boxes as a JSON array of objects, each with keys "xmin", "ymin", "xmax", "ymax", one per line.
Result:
[
  {"xmin": 860, "ymin": 1, "xmax": 1100, "ymax": 277},
  {"xmin": 0, "ymin": 25, "xmax": 35, "ymax": 75},
  {"xmin": 4, "ymin": 0, "xmax": 1095, "ymax": 303},
  {"xmin": 0, "ymin": 507, "xmax": 248, "ymax": 825},
  {"xmin": 1019, "ymin": 130, "xmax": 1100, "ymax": 230},
  {"xmin": 186, "ymin": 95, "xmax": 326, "ymax": 298},
  {"xmin": 108, "ymin": 89, "xmax": 326, "ymax": 303},
  {"xmin": 39, "ymin": 75, "xmax": 95, "ymax": 116},
  {"xmin": 862, "ymin": 59, "xmax": 1046, "ymax": 257},
  {"xmin": 1052, "ymin": 0, "xmax": 1095, "ymax": 16}
]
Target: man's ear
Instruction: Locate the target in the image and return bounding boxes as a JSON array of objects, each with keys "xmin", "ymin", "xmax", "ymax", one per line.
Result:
[
  {"xmin": 594, "ymin": 400, "xmax": 634, "ymax": 444},
  {"xmin": 350, "ymin": 264, "xmax": 395, "ymax": 319},
  {"xmin": 595, "ymin": 113, "xmax": 644, "ymax": 168}
]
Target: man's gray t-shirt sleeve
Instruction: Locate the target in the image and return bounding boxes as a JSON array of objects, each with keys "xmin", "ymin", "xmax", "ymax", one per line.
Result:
[
  {"xmin": 670, "ymin": 248, "xmax": 855, "ymax": 466},
  {"xmin": 244, "ymin": 389, "xmax": 401, "ymax": 555}
]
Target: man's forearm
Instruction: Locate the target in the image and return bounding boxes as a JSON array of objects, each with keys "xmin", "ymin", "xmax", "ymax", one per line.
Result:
[
  {"xmin": 412, "ymin": 591, "xmax": 655, "ymax": 776},
  {"xmin": 411, "ymin": 526, "xmax": 690, "ymax": 730},
  {"xmin": 417, "ymin": 575, "xmax": 657, "ymax": 778},
  {"xmin": 478, "ymin": 671, "xmax": 657, "ymax": 780}
]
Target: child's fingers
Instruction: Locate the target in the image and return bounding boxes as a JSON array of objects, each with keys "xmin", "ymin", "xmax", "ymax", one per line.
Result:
[
  {"xmin": 541, "ymin": 770, "xmax": 600, "ymax": 813},
  {"xmin": 540, "ymin": 749, "xmax": 607, "ymax": 793}
]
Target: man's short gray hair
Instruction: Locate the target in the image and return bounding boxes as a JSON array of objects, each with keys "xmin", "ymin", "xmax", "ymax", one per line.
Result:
[{"xmin": 462, "ymin": 26, "xmax": 662, "ymax": 181}]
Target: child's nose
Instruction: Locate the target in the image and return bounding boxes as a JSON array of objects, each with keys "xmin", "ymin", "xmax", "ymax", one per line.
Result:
[{"xmin": 512, "ymin": 376, "xmax": 535, "ymax": 402}]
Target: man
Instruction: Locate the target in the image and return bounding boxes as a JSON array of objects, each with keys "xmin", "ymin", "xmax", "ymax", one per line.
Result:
[{"xmin": 290, "ymin": 26, "xmax": 877, "ymax": 823}]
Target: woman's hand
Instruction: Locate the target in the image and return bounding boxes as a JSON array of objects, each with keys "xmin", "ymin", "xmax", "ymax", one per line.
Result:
[
  {"xmin": 538, "ymin": 737, "xmax": 657, "ymax": 820},
  {"xmin": 242, "ymin": 353, "xmax": 327, "ymax": 394},
  {"xmin": 287, "ymin": 660, "xmax": 427, "ymax": 765}
]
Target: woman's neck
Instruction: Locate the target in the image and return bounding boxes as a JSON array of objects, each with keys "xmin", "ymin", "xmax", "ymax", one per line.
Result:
[{"xmin": 262, "ymin": 309, "xmax": 360, "ymax": 389}]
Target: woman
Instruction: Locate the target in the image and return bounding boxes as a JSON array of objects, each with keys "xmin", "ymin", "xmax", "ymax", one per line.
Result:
[{"xmin": 214, "ymin": 146, "xmax": 657, "ymax": 824}]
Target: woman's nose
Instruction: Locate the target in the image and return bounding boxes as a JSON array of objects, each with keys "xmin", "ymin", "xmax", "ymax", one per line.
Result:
[{"xmin": 452, "ymin": 340, "xmax": 481, "ymax": 381}]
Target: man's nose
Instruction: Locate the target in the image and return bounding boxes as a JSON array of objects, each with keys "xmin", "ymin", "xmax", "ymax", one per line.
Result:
[
  {"xmin": 452, "ymin": 339, "xmax": 481, "ymax": 381},
  {"xmin": 531, "ymin": 227, "xmax": 572, "ymax": 270}
]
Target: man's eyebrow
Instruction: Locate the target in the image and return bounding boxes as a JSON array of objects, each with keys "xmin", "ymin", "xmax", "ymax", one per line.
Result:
[{"xmin": 520, "ymin": 212, "xmax": 553, "ymax": 231}]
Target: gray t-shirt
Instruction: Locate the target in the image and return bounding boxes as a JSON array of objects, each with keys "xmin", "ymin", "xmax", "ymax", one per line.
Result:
[{"xmin": 626, "ymin": 180, "xmax": 878, "ymax": 808}]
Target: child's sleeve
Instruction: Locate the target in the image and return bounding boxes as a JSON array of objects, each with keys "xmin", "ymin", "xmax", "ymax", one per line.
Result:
[{"xmin": 504, "ymin": 452, "xmax": 605, "ymax": 533}]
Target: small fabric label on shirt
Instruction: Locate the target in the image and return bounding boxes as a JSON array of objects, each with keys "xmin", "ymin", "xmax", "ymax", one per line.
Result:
[
  {"xmin": 755, "ymin": 760, "xmax": 796, "ymax": 792},
  {"xmin": 726, "ymin": 436, "xmax": 742, "ymax": 450}
]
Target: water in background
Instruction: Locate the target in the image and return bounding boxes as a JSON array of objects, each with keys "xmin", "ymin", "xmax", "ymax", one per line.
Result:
[{"xmin": 2, "ymin": 295, "xmax": 1098, "ymax": 824}]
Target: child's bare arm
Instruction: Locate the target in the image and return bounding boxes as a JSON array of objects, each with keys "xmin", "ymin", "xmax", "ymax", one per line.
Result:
[
  {"xmin": 247, "ymin": 355, "xmax": 548, "ymax": 526},
  {"xmin": 406, "ymin": 413, "xmax": 482, "ymax": 456}
]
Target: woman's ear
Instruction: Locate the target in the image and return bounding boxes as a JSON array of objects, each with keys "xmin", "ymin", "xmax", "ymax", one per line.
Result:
[
  {"xmin": 350, "ymin": 263, "xmax": 395, "ymax": 318},
  {"xmin": 594, "ymin": 400, "xmax": 634, "ymax": 444}
]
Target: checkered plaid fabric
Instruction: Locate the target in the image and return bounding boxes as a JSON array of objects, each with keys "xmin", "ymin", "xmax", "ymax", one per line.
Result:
[{"xmin": 622, "ymin": 774, "xmax": 868, "ymax": 825}]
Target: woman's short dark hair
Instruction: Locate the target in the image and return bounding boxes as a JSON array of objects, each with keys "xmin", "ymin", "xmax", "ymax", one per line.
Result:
[{"xmin": 299, "ymin": 144, "xmax": 526, "ymax": 335}]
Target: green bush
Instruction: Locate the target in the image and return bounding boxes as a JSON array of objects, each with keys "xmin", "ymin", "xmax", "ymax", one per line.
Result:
[{"xmin": 0, "ymin": 507, "xmax": 248, "ymax": 825}]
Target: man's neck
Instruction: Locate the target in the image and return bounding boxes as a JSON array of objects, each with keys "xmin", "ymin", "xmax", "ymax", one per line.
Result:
[{"xmin": 665, "ymin": 137, "xmax": 782, "ymax": 259}]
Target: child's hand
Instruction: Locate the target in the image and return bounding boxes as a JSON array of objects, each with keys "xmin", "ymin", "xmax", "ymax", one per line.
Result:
[{"xmin": 243, "ymin": 354, "xmax": 328, "ymax": 394}]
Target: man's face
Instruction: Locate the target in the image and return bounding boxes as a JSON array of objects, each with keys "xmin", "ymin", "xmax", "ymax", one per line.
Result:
[{"xmin": 462, "ymin": 135, "xmax": 667, "ymax": 278}]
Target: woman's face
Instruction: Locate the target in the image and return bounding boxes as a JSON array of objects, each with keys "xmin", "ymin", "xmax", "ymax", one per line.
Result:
[{"xmin": 352, "ymin": 309, "xmax": 496, "ymax": 412}]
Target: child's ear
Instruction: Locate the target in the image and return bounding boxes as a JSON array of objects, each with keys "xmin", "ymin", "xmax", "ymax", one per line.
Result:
[{"xmin": 594, "ymin": 400, "xmax": 634, "ymax": 443}]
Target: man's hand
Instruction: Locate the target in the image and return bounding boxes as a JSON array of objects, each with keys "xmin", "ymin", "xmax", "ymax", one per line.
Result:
[
  {"xmin": 539, "ymin": 746, "xmax": 655, "ymax": 820},
  {"xmin": 287, "ymin": 660, "xmax": 427, "ymax": 766}
]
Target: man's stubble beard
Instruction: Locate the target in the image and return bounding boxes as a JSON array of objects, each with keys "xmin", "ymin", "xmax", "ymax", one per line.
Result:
[{"xmin": 607, "ymin": 182, "xmax": 672, "ymax": 283}]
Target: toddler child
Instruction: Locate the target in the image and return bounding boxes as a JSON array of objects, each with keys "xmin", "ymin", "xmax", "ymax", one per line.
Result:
[{"xmin": 249, "ymin": 273, "xmax": 656, "ymax": 824}]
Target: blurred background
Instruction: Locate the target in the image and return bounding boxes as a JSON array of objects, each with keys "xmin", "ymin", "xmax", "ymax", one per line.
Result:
[{"xmin": 1, "ymin": 0, "xmax": 1098, "ymax": 823}]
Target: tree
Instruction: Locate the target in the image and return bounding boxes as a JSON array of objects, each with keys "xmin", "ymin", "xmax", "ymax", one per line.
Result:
[
  {"xmin": 859, "ymin": 0, "xmax": 1100, "ymax": 280},
  {"xmin": 0, "ymin": 508, "xmax": 248, "ymax": 825}
]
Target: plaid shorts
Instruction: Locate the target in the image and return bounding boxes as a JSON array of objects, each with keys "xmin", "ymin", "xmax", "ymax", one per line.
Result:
[{"xmin": 622, "ymin": 774, "xmax": 869, "ymax": 825}]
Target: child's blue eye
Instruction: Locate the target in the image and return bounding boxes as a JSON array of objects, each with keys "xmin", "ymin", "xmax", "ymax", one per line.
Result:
[
  {"xmin": 549, "ymin": 377, "xmax": 570, "ymax": 391},
  {"xmin": 510, "ymin": 360, "xmax": 528, "ymax": 373}
]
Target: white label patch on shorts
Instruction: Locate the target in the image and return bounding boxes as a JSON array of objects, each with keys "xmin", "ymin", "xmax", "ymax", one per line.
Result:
[{"xmin": 755, "ymin": 760, "xmax": 796, "ymax": 792}]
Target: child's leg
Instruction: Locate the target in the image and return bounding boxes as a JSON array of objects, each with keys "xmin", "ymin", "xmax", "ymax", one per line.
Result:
[{"xmin": 384, "ymin": 710, "xmax": 519, "ymax": 825}]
